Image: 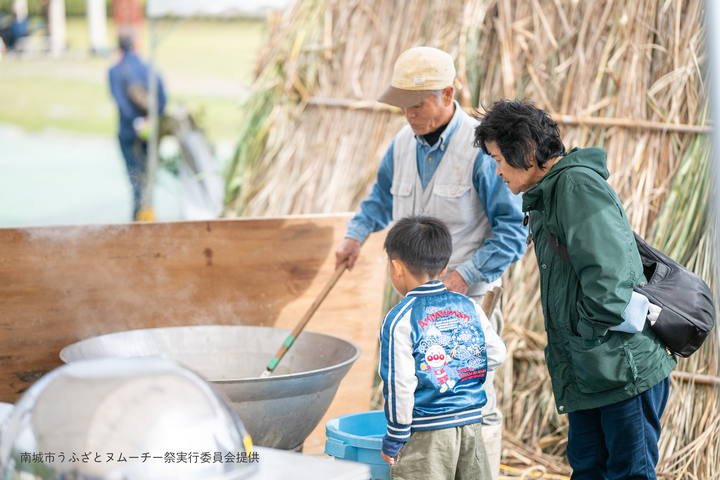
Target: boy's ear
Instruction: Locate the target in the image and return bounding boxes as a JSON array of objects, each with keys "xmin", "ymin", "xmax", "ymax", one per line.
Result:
[
  {"xmin": 391, "ymin": 259, "xmax": 405, "ymax": 277},
  {"xmin": 440, "ymin": 264, "xmax": 449, "ymax": 277}
]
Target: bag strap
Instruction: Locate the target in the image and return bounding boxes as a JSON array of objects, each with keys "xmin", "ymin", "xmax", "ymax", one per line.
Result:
[{"xmin": 544, "ymin": 230, "xmax": 574, "ymax": 266}]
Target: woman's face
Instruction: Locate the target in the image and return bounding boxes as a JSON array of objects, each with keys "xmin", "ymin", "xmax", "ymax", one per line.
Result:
[{"xmin": 485, "ymin": 141, "xmax": 540, "ymax": 195}]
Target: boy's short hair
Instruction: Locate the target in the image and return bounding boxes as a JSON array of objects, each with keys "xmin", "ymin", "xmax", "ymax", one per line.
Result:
[{"xmin": 384, "ymin": 216, "xmax": 452, "ymax": 277}]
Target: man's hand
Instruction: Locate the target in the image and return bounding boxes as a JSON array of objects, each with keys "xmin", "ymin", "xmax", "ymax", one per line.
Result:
[
  {"xmin": 335, "ymin": 238, "xmax": 362, "ymax": 271},
  {"xmin": 381, "ymin": 451, "xmax": 396, "ymax": 465},
  {"xmin": 442, "ymin": 270, "xmax": 469, "ymax": 294}
]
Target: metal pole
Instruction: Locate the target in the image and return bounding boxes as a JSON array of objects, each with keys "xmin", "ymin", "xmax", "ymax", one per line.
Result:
[
  {"xmin": 139, "ymin": 17, "xmax": 159, "ymax": 221},
  {"xmin": 48, "ymin": 0, "xmax": 66, "ymax": 58},
  {"xmin": 13, "ymin": 0, "xmax": 28, "ymax": 21},
  {"xmin": 86, "ymin": 0, "xmax": 108, "ymax": 54},
  {"xmin": 706, "ymin": 0, "xmax": 720, "ymax": 380}
]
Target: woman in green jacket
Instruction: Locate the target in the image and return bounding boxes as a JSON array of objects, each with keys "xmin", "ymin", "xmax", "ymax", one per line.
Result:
[{"xmin": 473, "ymin": 100, "xmax": 676, "ymax": 480}]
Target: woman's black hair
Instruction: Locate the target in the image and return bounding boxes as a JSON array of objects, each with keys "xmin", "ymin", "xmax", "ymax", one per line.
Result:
[
  {"xmin": 384, "ymin": 216, "xmax": 452, "ymax": 278},
  {"xmin": 473, "ymin": 99, "xmax": 566, "ymax": 170}
]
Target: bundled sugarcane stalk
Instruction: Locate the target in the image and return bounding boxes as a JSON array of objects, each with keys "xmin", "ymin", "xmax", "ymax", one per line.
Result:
[
  {"xmin": 649, "ymin": 101, "xmax": 718, "ymax": 479},
  {"xmin": 225, "ymin": 0, "xmax": 715, "ymax": 477}
]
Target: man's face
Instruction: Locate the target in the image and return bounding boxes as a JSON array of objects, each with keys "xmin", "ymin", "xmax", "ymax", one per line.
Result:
[{"xmin": 401, "ymin": 90, "xmax": 453, "ymax": 135}]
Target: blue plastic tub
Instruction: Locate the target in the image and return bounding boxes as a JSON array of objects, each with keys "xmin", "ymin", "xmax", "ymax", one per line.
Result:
[{"xmin": 325, "ymin": 410, "xmax": 390, "ymax": 480}]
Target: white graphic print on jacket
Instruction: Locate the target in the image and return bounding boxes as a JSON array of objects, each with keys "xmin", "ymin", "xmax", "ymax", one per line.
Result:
[{"xmin": 418, "ymin": 308, "xmax": 487, "ymax": 393}]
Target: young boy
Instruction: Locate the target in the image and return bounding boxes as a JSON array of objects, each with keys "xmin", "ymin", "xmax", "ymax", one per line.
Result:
[{"xmin": 379, "ymin": 216, "xmax": 507, "ymax": 479}]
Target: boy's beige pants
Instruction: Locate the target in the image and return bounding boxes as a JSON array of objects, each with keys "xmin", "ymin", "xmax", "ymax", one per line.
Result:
[{"xmin": 390, "ymin": 423, "xmax": 491, "ymax": 480}]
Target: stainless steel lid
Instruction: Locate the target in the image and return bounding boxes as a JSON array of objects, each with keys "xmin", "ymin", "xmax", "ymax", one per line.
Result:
[{"xmin": 0, "ymin": 358, "xmax": 258, "ymax": 480}]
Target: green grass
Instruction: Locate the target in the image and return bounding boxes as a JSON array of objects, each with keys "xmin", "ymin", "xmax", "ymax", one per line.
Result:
[
  {"xmin": 0, "ymin": 17, "xmax": 266, "ymax": 141},
  {"xmin": 170, "ymin": 95, "xmax": 245, "ymax": 141},
  {"xmin": 154, "ymin": 18, "xmax": 265, "ymax": 85},
  {"xmin": 0, "ymin": 76, "xmax": 115, "ymax": 134}
]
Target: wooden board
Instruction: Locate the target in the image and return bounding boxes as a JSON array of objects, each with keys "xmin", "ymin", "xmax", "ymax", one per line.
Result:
[{"xmin": 0, "ymin": 214, "xmax": 388, "ymax": 454}]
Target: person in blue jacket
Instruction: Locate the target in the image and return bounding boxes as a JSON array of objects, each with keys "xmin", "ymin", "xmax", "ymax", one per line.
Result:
[
  {"xmin": 379, "ymin": 215, "xmax": 507, "ymax": 479},
  {"xmin": 109, "ymin": 32, "xmax": 166, "ymax": 221}
]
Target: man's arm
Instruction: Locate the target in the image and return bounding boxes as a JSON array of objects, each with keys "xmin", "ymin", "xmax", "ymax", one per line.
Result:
[
  {"xmin": 474, "ymin": 302, "xmax": 507, "ymax": 371},
  {"xmin": 454, "ymin": 153, "xmax": 527, "ymax": 286},
  {"xmin": 335, "ymin": 142, "xmax": 395, "ymax": 269},
  {"xmin": 109, "ymin": 68, "xmax": 139, "ymax": 121}
]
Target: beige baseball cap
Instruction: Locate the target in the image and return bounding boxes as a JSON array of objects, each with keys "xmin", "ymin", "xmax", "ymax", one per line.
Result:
[{"xmin": 378, "ymin": 47, "xmax": 462, "ymax": 108}]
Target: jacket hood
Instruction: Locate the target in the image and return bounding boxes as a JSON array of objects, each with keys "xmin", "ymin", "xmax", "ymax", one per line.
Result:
[{"xmin": 522, "ymin": 147, "xmax": 609, "ymax": 212}]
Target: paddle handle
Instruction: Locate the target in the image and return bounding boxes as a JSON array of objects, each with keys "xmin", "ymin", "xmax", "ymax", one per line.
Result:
[
  {"xmin": 263, "ymin": 260, "xmax": 349, "ymax": 376},
  {"xmin": 481, "ymin": 286, "xmax": 503, "ymax": 318}
]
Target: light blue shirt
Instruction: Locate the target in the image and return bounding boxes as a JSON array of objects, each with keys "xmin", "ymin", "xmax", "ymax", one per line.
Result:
[{"xmin": 346, "ymin": 107, "xmax": 527, "ymax": 286}]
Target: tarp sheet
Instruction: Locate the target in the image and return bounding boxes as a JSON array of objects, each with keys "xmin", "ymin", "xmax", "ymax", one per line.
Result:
[{"xmin": 146, "ymin": 0, "xmax": 289, "ymax": 18}]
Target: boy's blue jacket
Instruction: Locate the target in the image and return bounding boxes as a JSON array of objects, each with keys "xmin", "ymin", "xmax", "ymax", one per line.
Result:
[{"xmin": 379, "ymin": 281, "xmax": 507, "ymax": 456}]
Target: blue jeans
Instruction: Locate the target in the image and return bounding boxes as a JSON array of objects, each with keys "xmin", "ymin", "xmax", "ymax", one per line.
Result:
[
  {"xmin": 567, "ymin": 377, "xmax": 670, "ymax": 480},
  {"xmin": 119, "ymin": 137, "xmax": 147, "ymax": 220}
]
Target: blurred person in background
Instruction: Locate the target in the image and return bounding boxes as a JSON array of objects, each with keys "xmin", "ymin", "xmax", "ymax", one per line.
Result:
[
  {"xmin": 0, "ymin": 13, "xmax": 28, "ymax": 51},
  {"xmin": 109, "ymin": 29, "xmax": 166, "ymax": 221}
]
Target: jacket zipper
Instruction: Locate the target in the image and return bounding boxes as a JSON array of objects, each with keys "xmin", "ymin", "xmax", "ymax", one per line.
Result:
[{"xmin": 523, "ymin": 211, "xmax": 533, "ymax": 246}]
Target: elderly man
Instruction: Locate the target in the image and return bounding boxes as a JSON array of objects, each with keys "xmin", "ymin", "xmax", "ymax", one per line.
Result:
[{"xmin": 335, "ymin": 47, "xmax": 527, "ymax": 479}]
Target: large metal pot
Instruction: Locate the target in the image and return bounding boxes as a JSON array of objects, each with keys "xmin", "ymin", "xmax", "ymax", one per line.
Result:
[{"xmin": 60, "ymin": 326, "xmax": 361, "ymax": 450}]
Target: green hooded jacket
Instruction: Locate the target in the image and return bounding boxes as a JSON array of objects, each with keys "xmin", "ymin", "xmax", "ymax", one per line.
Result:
[{"xmin": 522, "ymin": 146, "xmax": 676, "ymax": 414}]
